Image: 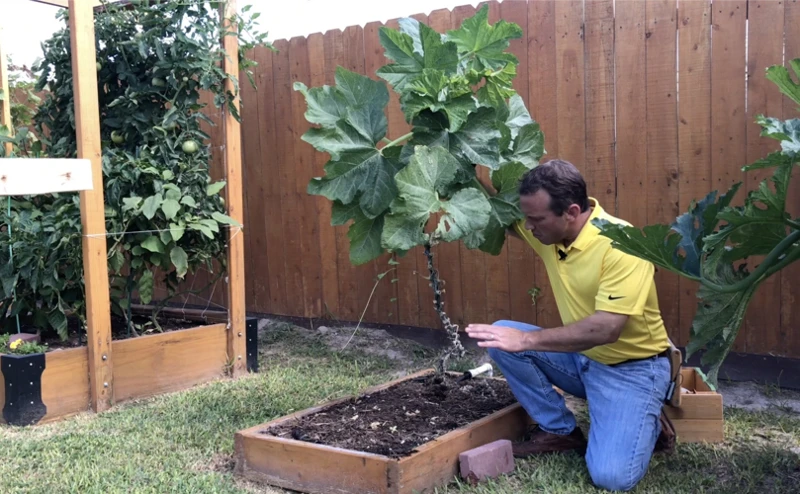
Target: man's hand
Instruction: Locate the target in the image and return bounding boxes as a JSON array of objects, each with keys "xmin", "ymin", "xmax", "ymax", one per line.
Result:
[{"xmin": 465, "ymin": 323, "xmax": 531, "ymax": 352}]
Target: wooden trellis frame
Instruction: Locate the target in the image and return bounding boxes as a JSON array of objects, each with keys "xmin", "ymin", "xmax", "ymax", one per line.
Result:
[{"xmin": 0, "ymin": 0, "xmax": 247, "ymax": 416}]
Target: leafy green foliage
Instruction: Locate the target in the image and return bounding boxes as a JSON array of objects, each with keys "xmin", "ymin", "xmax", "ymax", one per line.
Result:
[
  {"xmin": 0, "ymin": 0, "xmax": 270, "ymax": 340},
  {"xmin": 593, "ymin": 59, "xmax": 800, "ymax": 385},
  {"xmin": 296, "ymin": 5, "xmax": 544, "ymax": 264}
]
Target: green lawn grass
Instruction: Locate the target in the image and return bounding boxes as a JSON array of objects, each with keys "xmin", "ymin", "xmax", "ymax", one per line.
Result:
[{"xmin": 0, "ymin": 322, "xmax": 797, "ymax": 494}]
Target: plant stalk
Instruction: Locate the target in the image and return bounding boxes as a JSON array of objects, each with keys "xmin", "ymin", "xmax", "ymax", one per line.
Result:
[
  {"xmin": 381, "ymin": 132, "xmax": 413, "ymax": 150},
  {"xmin": 700, "ymin": 229, "xmax": 800, "ymax": 293},
  {"xmin": 424, "ymin": 242, "xmax": 465, "ymax": 375}
]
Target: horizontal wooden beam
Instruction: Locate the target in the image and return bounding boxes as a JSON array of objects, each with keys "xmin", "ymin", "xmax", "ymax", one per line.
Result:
[{"xmin": 0, "ymin": 159, "xmax": 93, "ymax": 196}]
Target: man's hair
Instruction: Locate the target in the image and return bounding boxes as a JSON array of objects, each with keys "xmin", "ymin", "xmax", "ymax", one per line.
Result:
[{"xmin": 518, "ymin": 159, "xmax": 589, "ymax": 215}]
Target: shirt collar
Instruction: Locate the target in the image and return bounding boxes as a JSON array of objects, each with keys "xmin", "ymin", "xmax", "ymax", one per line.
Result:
[{"xmin": 561, "ymin": 197, "xmax": 603, "ymax": 253}]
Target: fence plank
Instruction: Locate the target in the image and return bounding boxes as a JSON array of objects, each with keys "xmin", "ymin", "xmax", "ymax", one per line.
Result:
[
  {"xmin": 306, "ymin": 32, "xmax": 339, "ymax": 322},
  {"xmin": 289, "ymin": 35, "xmax": 323, "ymax": 318},
  {"xmin": 502, "ymin": 0, "xmax": 536, "ymax": 327},
  {"xmin": 449, "ymin": 4, "xmax": 489, "ymax": 327},
  {"xmin": 584, "ymin": 0, "xmax": 615, "ymax": 213},
  {"xmin": 743, "ymin": 0, "xmax": 784, "ymax": 355},
  {"xmin": 382, "ymin": 17, "xmax": 421, "ymax": 328},
  {"xmin": 272, "ymin": 40, "xmax": 306, "ymax": 315},
  {"xmin": 338, "ymin": 25, "xmax": 374, "ymax": 322},
  {"xmin": 240, "ymin": 49, "xmax": 268, "ymax": 311},
  {"xmin": 615, "ymin": 0, "xmax": 648, "ymax": 229},
  {"xmin": 710, "ymin": 0, "xmax": 747, "ymax": 352},
  {"xmin": 483, "ymin": 0, "xmax": 512, "ymax": 326},
  {"xmin": 677, "ymin": 0, "xmax": 712, "ymax": 347},
  {"xmin": 782, "ymin": 0, "xmax": 800, "ymax": 358},
  {"xmin": 363, "ymin": 20, "xmax": 399, "ymax": 326},
  {"xmin": 257, "ymin": 45, "xmax": 288, "ymax": 315},
  {"xmin": 527, "ymin": 0, "xmax": 560, "ymax": 328},
  {"xmin": 645, "ymin": 0, "xmax": 681, "ymax": 339}
]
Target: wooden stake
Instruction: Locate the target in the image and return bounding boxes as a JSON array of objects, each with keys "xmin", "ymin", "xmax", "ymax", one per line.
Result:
[
  {"xmin": 69, "ymin": 0, "xmax": 113, "ymax": 412},
  {"xmin": 0, "ymin": 24, "xmax": 12, "ymax": 157},
  {"xmin": 220, "ymin": 0, "xmax": 247, "ymax": 377}
]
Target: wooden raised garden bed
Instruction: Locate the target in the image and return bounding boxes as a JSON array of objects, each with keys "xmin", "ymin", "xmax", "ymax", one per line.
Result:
[
  {"xmin": 234, "ymin": 368, "xmax": 530, "ymax": 494},
  {"xmin": 0, "ymin": 307, "xmax": 258, "ymax": 426},
  {"xmin": 664, "ymin": 367, "xmax": 724, "ymax": 443}
]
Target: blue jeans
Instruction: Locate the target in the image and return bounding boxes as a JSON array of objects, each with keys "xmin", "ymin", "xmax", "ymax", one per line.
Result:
[{"xmin": 488, "ymin": 320, "xmax": 671, "ymax": 492}]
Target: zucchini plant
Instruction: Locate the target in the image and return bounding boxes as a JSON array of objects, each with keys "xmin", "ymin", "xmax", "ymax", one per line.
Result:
[
  {"xmin": 594, "ymin": 59, "xmax": 800, "ymax": 385},
  {"xmin": 295, "ymin": 6, "xmax": 544, "ymax": 372}
]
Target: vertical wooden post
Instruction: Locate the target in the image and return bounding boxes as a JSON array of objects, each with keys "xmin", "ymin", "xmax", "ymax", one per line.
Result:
[
  {"xmin": 69, "ymin": 0, "xmax": 113, "ymax": 411},
  {"xmin": 220, "ymin": 0, "xmax": 247, "ymax": 377},
  {"xmin": 0, "ymin": 24, "xmax": 12, "ymax": 156}
]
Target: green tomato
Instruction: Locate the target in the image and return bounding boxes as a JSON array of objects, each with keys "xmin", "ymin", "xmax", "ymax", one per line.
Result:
[
  {"xmin": 182, "ymin": 76, "xmax": 189, "ymax": 82},
  {"xmin": 182, "ymin": 140, "xmax": 199, "ymax": 154},
  {"xmin": 111, "ymin": 131, "xmax": 125, "ymax": 144},
  {"xmin": 163, "ymin": 121, "xmax": 177, "ymax": 131},
  {"xmin": 152, "ymin": 77, "xmax": 166, "ymax": 87},
  {"xmin": 96, "ymin": 62, "xmax": 102, "ymax": 71}
]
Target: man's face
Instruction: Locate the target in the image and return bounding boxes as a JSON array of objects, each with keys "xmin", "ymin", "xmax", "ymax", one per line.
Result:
[{"xmin": 519, "ymin": 189, "xmax": 570, "ymax": 245}]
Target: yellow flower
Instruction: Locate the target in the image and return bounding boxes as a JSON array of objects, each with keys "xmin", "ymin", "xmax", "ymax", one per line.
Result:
[{"xmin": 9, "ymin": 339, "xmax": 22, "ymax": 350}]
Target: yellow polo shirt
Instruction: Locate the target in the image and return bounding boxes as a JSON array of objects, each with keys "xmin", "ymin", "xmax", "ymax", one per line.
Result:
[{"xmin": 513, "ymin": 198, "xmax": 670, "ymax": 365}]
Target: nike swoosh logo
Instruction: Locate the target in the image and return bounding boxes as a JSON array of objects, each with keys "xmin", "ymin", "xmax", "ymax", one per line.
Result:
[{"xmin": 608, "ymin": 295, "xmax": 625, "ymax": 300}]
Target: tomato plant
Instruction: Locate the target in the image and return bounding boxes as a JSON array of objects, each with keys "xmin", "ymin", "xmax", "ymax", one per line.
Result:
[
  {"xmin": 0, "ymin": 0, "xmax": 272, "ymax": 339},
  {"xmin": 295, "ymin": 6, "xmax": 544, "ymax": 371},
  {"xmin": 594, "ymin": 59, "xmax": 800, "ymax": 385}
]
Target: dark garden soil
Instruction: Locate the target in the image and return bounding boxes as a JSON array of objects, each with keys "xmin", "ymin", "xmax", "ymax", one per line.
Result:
[
  {"xmin": 29, "ymin": 313, "xmax": 204, "ymax": 350},
  {"xmin": 263, "ymin": 372, "xmax": 517, "ymax": 458}
]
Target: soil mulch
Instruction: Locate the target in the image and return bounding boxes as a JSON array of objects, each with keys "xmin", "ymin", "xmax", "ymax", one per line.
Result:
[
  {"xmin": 263, "ymin": 373, "xmax": 518, "ymax": 458},
  {"xmin": 22, "ymin": 313, "xmax": 204, "ymax": 350}
]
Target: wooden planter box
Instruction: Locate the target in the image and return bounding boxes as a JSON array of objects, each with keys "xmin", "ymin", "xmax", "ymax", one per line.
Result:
[
  {"xmin": 664, "ymin": 367, "xmax": 724, "ymax": 443},
  {"xmin": 234, "ymin": 369, "xmax": 530, "ymax": 494},
  {"xmin": 0, "ymin": 308, "xmax": 259, "ymax": 426}
]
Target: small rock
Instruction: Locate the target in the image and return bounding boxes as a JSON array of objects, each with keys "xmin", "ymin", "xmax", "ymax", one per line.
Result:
[{"xmin": 317, "ymin": 326, "xmax": 330, "ymax": 334}]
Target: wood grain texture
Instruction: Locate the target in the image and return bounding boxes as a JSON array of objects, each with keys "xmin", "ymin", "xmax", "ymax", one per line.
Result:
[
  {"xmin": 69, "ymin": 0, "xmax": 113, "ymax": 412},
  {"xmin": 677, "ymin": 0, "xmax": 712, "ymax": 347},
  {"xmin": 645, "ymin": 0, "xmax": 681, "ymax": 339},
  {"xmin": 113, "ymin": 324, "xmax": 228, "ymax": 402},
  {"xmin": 583, "ymin": 0, "xmax": 616, "ymax": 212},
  {"xmin": 171, "ymin": 1, "xmax": 800, "ymax": 359},
  {"xmin": 502, "ymin": 0, "xmax": 536, "ymax": 327},
  {"xmin": 782, "ymin": 0, "xmax": 800, "ymax": 358},
  {"xmin": 307, "ymin": 31, "xmax": 341, "ymax": 323},
  {"xmin": 481, "ymin": 1, "xmax": 512, "ymax": 326},
  {"xmin": 363, "ymin": 21, "xmax": 400, "ymax": 326},
  {"xmin": 321, "ymin": 29, "xmax": 346, "ymax": 320},
  {"xmin": 743, "ymin": 0, "xmax": 784, "ymax": 355},
  {"xmin": 428, "ymin": 8, "xmax": 465, "ymax": 329},
  {"xmin": 289, "ymin": 35, "xmax": 323, "ymax": 319},
  {"xmin": 527, "ymin": 0, "xmax": 560, "ymax": 328},
  {"xmin": 40, "ymin": 348, "xmax": 91, "ymax": 423},
  {"xmin": 451, "ymin": 4, "xmax": 489, "ymax": 327},
  {"xmin": 615, "ymin": 0, "xmax": 648, "ymax": 228},
  {"xmin": 221, "ymin": 0, "xmax": 247, "ymax": 375},
  {"xmin": 234, "ymin": 369, "xmax": 528, "ymax": 494},
  {"xmin": 710, "ymin": 0, "xmax": 747, "ymax": 352},
  {"xmin": 381, "ymin": 16, "xmax": 421, "ymax": 328},
  {"xmin": 271, "ymin": 40, "xmax": 307, "ymax": 318}
]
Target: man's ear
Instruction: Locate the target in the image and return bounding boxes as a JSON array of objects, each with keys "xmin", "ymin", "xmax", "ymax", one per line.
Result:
[{"xmin": 565, "ymin": 203, "xmax": 582, "ymax": 221}]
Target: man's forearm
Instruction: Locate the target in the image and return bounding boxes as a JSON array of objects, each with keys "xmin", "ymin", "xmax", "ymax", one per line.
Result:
[{"xmin": 520, "ymin": 312, "xmax": 625, "ymax": 353}]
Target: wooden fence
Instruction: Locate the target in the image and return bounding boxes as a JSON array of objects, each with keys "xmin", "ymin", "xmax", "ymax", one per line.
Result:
[{"xmin": 194, "ymin": 0, "xmax": 800, "ymax": 359}]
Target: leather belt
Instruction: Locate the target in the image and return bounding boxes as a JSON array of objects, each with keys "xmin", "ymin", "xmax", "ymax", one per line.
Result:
[{"xmin": 610, "ymin": 349, "xmax": 669, "ymax": 367}]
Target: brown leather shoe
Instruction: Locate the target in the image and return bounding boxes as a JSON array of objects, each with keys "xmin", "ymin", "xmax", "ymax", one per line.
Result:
[
  {"xmin": 512, "ymin": 426, "xmax": 587, "ymax": 458},
  {"xmin": 655, "ymin": 410, "xmax": 676, "ymax": 454}
]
